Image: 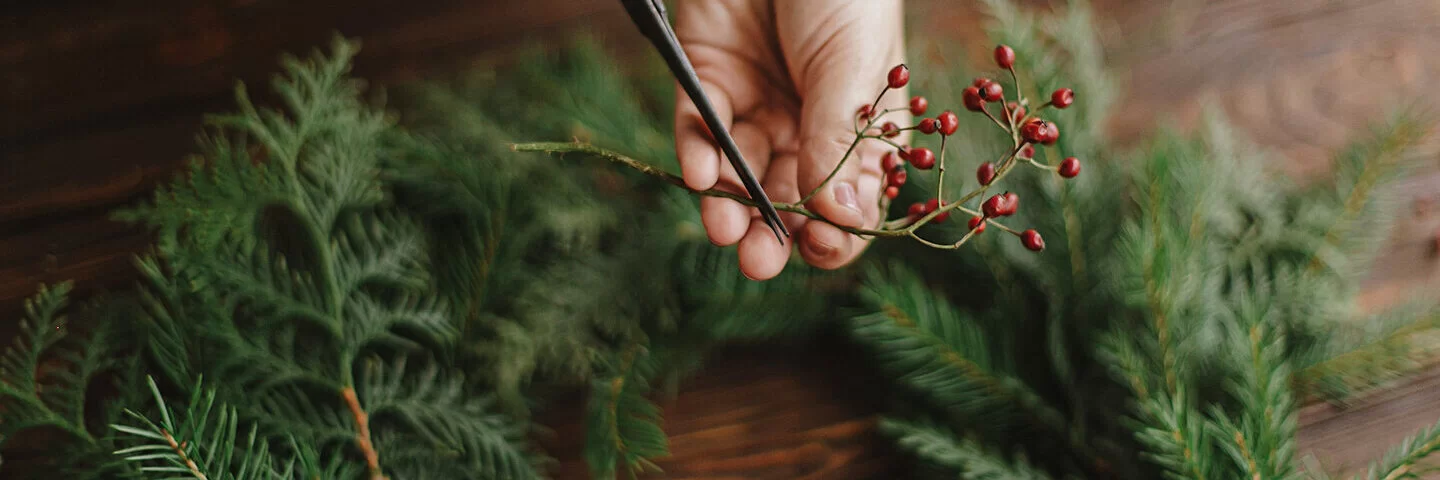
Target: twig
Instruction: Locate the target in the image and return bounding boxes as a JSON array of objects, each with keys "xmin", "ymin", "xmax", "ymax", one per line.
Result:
[
  {"xmin": 160, "ymin": 428, "xmax": 208, "ymax": 480},
  {"xmin": 512, "ymin": 142, "xmax": 908, "ymax": 238},
  {"xmin": 342, "ymin": 387, "xmax": 388, "ymax": 480}
]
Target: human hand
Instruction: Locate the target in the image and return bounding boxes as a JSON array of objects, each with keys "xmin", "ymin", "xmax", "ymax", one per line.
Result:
[{"xmin": 671, "ymin": 0, "xmax": 907, "ymax": 280}]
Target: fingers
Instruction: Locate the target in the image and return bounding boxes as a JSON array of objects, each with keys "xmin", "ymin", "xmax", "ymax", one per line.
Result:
[
  {"xmin": 800, "ymin": 167, "xmax": 883, "ymax": 269},
  {"xmin": 737, "ymin": 151, "xmax": 806, "ymax": 280},
  {"xmin": 776, "ymin": 2, "xmax": 906, "ymax": 230},
  {"xmin": 674, "ymin": 79, "xmax": 735, "ymax": 191},
  {"xmin": 700, "ymin": 122, "xmax": 774, "ymax": 246}
]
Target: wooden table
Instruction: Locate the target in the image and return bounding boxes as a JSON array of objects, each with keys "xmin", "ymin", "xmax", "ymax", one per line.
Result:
[{"xmin": 4, "ymin": 0, "xmax": 1440, "ymax": 478}]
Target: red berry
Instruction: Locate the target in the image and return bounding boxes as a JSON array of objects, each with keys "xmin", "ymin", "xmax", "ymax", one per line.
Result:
[
  {"xmin": 995, "ymin": 45, "xmax": 1016, "ymax": 69},
  {"xmin": 962, "ymin": 87, "xmax": 985, "ymax": 112},
  {"xmin": 882, "ymin": 151, "xmax": 901, "ymax": 172},
  {"xmin": 909, "ymin": 96, "xmax": 929, "ymax": 116},
  {"xmin": 982, "ymin": 194, "xmax": 1006, "ymax": 218},
  {"xmin": 1006, "ymin": 102, "xmax": 1025, "ymax": 123},
  {"xmin": 1020, "ymin": 119, "xmax": 1046, "ymax": 143},
  {"xmin": 917, "ymin": 118, "xmax": 938, "ymax": 135},
  {"xmin": 909, "ymin": 147, "xmax": 936, "ymax": 170},
  {"xmin": 1021, "ymin": 119, "xmax": 1057, "ymax": 145},
  {"xmin": 968, "ymin": 216, "xmax": 986, "ymax": 233},
  {"xmin": 857, "ymin": 104, "xmax": 874, "ymax": 121},
  {"xmin": 1021, "ymin": 229, "xmax": 1045, "ymax": 251},
  {"xmin": 1001, "ymin": 192, "xmax": 1019, "ymax": 216},
  {"xmin": 907, "ymin": 202, "xmax": 927, "ymax": 220},
  {"xmin": 881, "ymin": 121, "xmax": 900, "ymax": 138},
  {"xmin": 1058, "ymin": 157, "xmax": 1081, "ymax": 178},
  {"xmin": 978, "ymin": 81, "xmax": 1003, "ymax": 102},
  {"xmin": 888, "ymin": 64, "xmax": 910, "ymax": 89},
  {"xmin": 885, "ymin": 185, "xmax": 900, "ymax": 199},
  {"xmin": 926, "ymin": 198, "xmax": 949, "ymax": 222},
  {"xmin": 1051, "ymin": 88, "xmax": 1074, "ymax": 109},
  {"xmin": 1041, "ymin": 122, "xmax": 1060, "ymax": 145},
  {"xmin": 937, "ymin": 111, "xmax": 960, "ymax": 136},
  {"xmin": 976, "ymin": 162, "xmax": 996, "ymax": 186},
  {"xmin": 1019, "ymin": 145, "xmax": 1035, "ymax": 159},
  {"xmin": 976, "ymin": 77, "xmax": 996, "ymax": 88},
  {"xmin": 888, "ymin": 167, "xmax": 908, "ymax": 187}
]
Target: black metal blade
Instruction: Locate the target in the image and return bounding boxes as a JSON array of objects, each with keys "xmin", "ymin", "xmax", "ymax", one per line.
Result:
[{"xmin": 619, "ymin": 0, "xmax": 790, "ymax": 243}]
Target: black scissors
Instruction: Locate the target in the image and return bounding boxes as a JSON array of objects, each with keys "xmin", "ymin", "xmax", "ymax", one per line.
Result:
[{"xmin": 619, "ymin": 0, "xmax": 789, "ymax": 243}]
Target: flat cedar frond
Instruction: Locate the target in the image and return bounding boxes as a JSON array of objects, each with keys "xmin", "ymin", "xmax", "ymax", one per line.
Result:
[
  {"xmin": 0, "ymin": 283, "xmax": 82, "ymax": 438},
  {"xmin": 880, "ymin": 418, "xmax": 1053, "ymax": 480},
  {"xmin": 585, "ymin": 344, "xmax": 669, "ymax": 480},
  {"xmin": 359, "ymin": 356, "xmax": 540, "ymax": 480},
  {"xmin": 0, "ymin": 282, "xmax": 129, "ymax": 478}
]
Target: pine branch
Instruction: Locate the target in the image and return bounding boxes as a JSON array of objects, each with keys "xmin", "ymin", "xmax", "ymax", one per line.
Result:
[
  {"xmin": 880, "ymin": 418, "xmax": 1053, "ymax": 480},
  {"xmin": 1306, "ymin": 111, "xmax": 1434, "ymax": 276},
  {"xmin": 1297, "ymin": 307, "xmax": 1440, "ymax": 403},
  {"xmin": 1209, "ymin": 295, "xmax": 1300, "ymax": 479},
  {"xmin": 1359, "ymin": 416, "xmax": 1440, "ymax": 480},
  {"xmin": 1100, "ymin": 332, "xmax": 1213, "ymax": 480},
  {"xmin": 111, "ymin": 376, "xmax": 291, "ymax": 480},
  {"xmin": 849, "ymin": 264, "xmax": 1115, "ymax": 476},
  {"xmin": 585, "ymin": 343, "xmax": 669, "ymax": 480}
]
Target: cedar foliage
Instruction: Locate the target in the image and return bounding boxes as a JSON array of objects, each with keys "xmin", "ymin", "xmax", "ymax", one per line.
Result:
[{"xmin": 2, "ymin": 0, "xmax": 1439, "ymax": 479}]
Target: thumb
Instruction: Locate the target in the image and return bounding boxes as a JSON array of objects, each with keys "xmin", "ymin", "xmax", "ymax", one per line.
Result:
[{"xmin": 778, "ymin": 1, "xmax": 906, "ymax": 228}]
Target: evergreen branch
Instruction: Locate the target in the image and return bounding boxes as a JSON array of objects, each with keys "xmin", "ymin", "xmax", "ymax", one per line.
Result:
[
  {"xmin": 1359, "ymin": 416, "xmax": 1440, "ymax": 480},
  {"xmin": 1297, "ymin": 309, "xmax": 1440, "ymax": 402},
  {"xmin": 879, "ymin": 418, "xmax": 1052, "ymax": 480},
  {"xmin": 1211, "ymin": 281, "xmax": 1299, "ymax": 480},
  {"xmin": 1101, "ymin": 333, "xmax": 1212, "ymax": 480},
  {"xmin": 0, "ymin": 282, "xmax": 101, "ymax": 446},
  {"xmin": 341, "ymin": 387, "xmax": 387, "ymax": 480},
  {"xmin": 585, "ymin": 343, "xmax": 669, "ymax": 480},
  {"xmin": 359, "ymin": 357, "xmax": 539, "ymax": 480},
  {"xmin": 850, "ymin": 265, "xmax": 1112, "ymax": 475},
  {"xmin": 111, "ymin": 376, "xmax": 290, "ymax": 480},
  {"xmin": 1306, "ymin": 112, "xmax": 1433, "ymax": 275}
]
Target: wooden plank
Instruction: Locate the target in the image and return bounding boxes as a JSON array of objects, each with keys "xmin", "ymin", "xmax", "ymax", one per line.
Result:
[{"xmin": 535, "ymin": 343, "xmax": 909, "ymax": 480}]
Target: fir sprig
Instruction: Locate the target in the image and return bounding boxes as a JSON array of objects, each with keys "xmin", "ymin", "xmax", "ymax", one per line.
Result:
[
  {"xmin": 111, "ymin": 376, "xmax": 292, "ymax": 480},
  {"xmin": 880, "ymin": 418, "xmax": 1053, "ymax": 480},
  {"xmin": 1360, "ymin": 416, "xmax": 1440, "ymax": 480}
]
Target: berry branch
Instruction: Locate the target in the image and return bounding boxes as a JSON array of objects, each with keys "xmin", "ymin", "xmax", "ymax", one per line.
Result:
[{"xmin": 514, "ymin": 44, "xmax": 1083, "ymax": 253}]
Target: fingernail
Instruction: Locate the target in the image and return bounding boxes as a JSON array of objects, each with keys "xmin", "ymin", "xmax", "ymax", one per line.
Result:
[
  {"xmin": 805, "ymin": 238, "xmax": 837, "ymax": 259},
  {"xmin": 834, "ymin": 182, "xmax": 859, "ymax": 212}
]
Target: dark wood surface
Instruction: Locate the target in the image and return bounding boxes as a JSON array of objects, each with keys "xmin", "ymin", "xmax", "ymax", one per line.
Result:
[{"xmin": 4, "ymin": 0, "xmax": 1440, "ymax": 478}]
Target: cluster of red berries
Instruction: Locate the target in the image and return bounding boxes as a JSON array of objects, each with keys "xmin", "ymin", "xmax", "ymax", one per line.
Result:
[{"xmin": 851, "ymin": 46, "xmax": 1084, "ymax": 253}]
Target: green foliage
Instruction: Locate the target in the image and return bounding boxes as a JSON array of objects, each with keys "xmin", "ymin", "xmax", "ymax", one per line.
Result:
[
  {"xmin": 7, "ymin": 1, "xmax": 1440, "ymax": 479},
  {"xmin": 112, "ymin": 376, "xmax": 295, "ymax": 480},
  {"xmin": 107, "ymin": 36, "xmax": 541, "ymax": 479},
  {"xmin": 1360, "ymin": 416, "xmax": 1440, "ymax": 480},
  {"xmin": 584, "ymin": 344, "xmax": 667, "ymax": 480},
  {"xmin": 881, "ymin": 418, "xmax": 1053, "ymax": 480},
  {"xmin": 0, "ymin": 283, "xmax": 139, "ymax": 479}
]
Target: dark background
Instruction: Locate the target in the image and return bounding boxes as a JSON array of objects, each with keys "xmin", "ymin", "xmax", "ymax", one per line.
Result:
[{"xmin": 4, "ymin": 0, "xmax": 1440, "ymax": 477}]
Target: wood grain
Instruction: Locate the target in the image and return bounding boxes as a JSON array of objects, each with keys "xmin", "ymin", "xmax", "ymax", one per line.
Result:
[{"xmin": 4, "ymin": 0, "xmax": 1440, "ymax": 478}]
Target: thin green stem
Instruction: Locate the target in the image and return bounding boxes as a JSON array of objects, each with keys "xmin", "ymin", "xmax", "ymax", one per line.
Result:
[{"xmin": 937, "ymin": 135, "xmax": 948, "ymax": 201}]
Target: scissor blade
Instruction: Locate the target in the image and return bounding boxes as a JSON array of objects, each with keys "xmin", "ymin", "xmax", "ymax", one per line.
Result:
[{"xmin": 619, "ymin": 0, "xmax": 790, "ymax": 242}]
